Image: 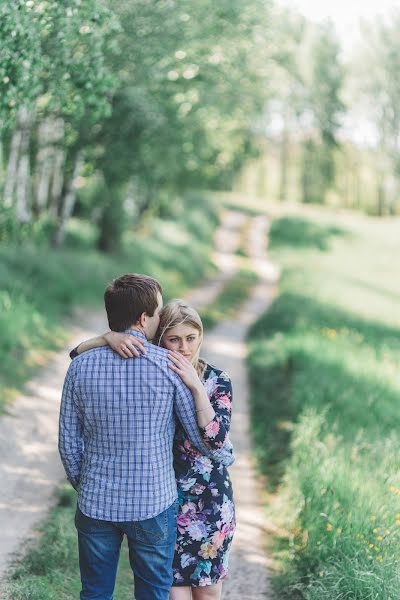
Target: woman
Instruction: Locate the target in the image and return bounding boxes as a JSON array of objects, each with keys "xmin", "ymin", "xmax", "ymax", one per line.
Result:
[{"xmin": 70, "ymin": 300, "xmax": 235, "ymax": 599}]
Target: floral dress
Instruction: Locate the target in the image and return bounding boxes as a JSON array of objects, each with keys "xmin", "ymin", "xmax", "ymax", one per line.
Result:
[{"xmin": 172, "ymin": 362, "xmax": 235, "ymax": 587}]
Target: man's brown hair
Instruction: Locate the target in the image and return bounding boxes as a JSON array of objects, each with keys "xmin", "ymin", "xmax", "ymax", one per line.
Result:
[{"xmin": 104, "ymin": 274, "xmax": 162, "ymax": 331}]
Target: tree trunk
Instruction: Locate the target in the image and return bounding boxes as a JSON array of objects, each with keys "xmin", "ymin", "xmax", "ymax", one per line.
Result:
[
  {"xmin": 279, "ymin": 111, "xmax": 289, "ymax": 201},
  {"xmin": 15, "ymin": 108, "xmax": 34, "ymax": 223},
  {"xmin": 3, "ymin": 112, "xmax": 24, "ymax": 207},
  {"xmin": 376, "ymin": 176, "xmax": 385, "ymax": 216},
  {"xmin": 52, "ymin": 150, "xmax": 83, "ymax": 247},
  {"xmin": 388, "ymin": 182, "xmax": 398, "ymax": 216},
  {"xmin": 49, "ymin": 147, "xmax": 65, "ymax": 217},
  {"xmin": 97, "ymin": 184, "xmax": 125, "ymax": 254},
  {"xmin": 35, "ymin": 119, "xmax": 54, "ymax": 213}
]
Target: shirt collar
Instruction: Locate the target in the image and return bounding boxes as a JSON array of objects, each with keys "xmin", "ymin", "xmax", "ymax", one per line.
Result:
[{"xmin": 123, "ymin": 329, "xmax": 147, "ymax": 342}]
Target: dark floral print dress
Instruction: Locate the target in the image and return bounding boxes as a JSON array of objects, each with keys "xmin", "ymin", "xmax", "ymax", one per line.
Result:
[{"xmin": 172, "ymin": 362, "xmax": 235, "ymax": 587}]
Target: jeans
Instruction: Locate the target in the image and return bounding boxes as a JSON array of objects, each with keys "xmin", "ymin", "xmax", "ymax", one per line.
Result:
[{"xmin": 75, "ymin": 500, "xmax": 179, "ymax": 600}]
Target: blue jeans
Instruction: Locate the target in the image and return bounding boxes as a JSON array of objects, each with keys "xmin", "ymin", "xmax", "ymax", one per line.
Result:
[{"xmin": 75, "ymin": 501, "xmax": 178, "ymax": 600}]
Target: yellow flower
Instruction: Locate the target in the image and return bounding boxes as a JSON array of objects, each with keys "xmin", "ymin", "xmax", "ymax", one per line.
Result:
[
  {"xmin": 396, "ymin": 520, "xmax": 400, "ymax": 526},
  {"xmin": 374, "ymin": 546, "xmax": 379, "ymax": 552},
  {"xmin": 369, "ymin": 543, "xmax": 374, "ymax": 548},
  {"xmin": 377, "ymin": 536, "xmax": 383, "ymax": 541},
  {"xmin": 372, "ymin": 528, "xmax": 378, "ymax": 533},
  {"xmin": 336, "ymin": 528, "xmax": 342, "ymax": 534},
  {"xmin": 376, "ymin": 555, "xmax": 383, "ymax": 561},
  {"xmin": 198, "ymin": 542, "xmax": 217, "ymax": 560},
  {"xmin": 326, "ymin": 523, "xmax": 333, "ymax": 531},
  {"xmin": 370, "ymin": 516, "xmax": 377, "ymax": 521},
  {"xmin": 396, "ymin": 514, "xmax": 400, "ymax": 519}
]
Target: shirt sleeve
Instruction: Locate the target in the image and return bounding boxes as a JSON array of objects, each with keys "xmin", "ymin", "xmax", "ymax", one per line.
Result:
[
  {"xmin": 200, "ymin": 371, "xmax": 232, "ymax": 451},
  {"xmin": 58, "ymin": 362, "xmax": 84, "ymax": 489},
  {"xmin": 173, "ymin": 375, "xmax": 234, "ymax": 467}
]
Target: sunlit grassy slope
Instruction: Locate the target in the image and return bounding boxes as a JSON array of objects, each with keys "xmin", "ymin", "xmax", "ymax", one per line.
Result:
[{"xmin": 247, "ymin": 204, "xmax": 400, "ymax": 599}]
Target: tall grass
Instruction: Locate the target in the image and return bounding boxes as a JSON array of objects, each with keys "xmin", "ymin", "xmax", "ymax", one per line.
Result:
[
  {"xmin": 247, "ymin": 211, "xmax": 400, "ymax": 599},
  {"xmin": 0, "ymin": 194, "xmax": 219, "ymax": 410}
]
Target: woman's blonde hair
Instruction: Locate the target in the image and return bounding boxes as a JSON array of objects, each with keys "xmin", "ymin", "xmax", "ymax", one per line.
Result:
[{"xmin": 155, "ymin": 299, "xmax": 205, "ymax": 377}]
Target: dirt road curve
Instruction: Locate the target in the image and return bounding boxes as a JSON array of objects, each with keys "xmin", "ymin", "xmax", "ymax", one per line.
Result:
[{"xmin": 0, "ymin": 209, "xmax": 279, "ymax": 600}]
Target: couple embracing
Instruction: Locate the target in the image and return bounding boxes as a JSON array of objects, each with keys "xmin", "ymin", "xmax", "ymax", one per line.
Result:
[{"xmin": 59, "ymin": 274, "xmax": 236, "ymax": 600}]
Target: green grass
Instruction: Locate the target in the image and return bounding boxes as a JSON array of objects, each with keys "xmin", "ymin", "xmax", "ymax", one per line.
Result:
[
  {"xmin": 0, "ymin": 194, "xmax": 219, "ymax": 412},
  {"xmin": 2, "ymin": 487, "xmax": 134, "ymax": 600},
  {"xmin": 247, "ymin": 210, "xmax": 400, "ymax": 599},
  {"xmin": 200, "ymin": 268, "xmax": 259, "ymax": 330}
]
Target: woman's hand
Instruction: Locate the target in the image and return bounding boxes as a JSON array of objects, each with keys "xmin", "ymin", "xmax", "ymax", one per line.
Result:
[
  {"xmin": 104, "ymin": 332, "xmax": 146, "ymax": 359},
  {"xmin": 168, "ymin": 351, "xmax": 202, "ymax": 391}
]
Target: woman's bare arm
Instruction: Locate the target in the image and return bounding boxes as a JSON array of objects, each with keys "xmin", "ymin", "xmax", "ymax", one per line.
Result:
[{"xmin": 73, "ymin": 332, "xmax": 146, "ymax": 358}]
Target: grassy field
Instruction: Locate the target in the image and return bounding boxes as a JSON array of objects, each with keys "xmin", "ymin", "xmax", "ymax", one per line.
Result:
[
  {"xmin": 247, "ymin": 207, "xmax": 400, "ymax": 599},
  {"xmin": 0, "ymin": 193, "xmax": 218, "ymax": 412}
]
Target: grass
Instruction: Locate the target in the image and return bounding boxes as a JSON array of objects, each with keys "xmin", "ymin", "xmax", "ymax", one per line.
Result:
[
  {"xmin": 200, "ymin": 268, "xmax": 259, "ymax": 330},
  {"xmin": 247, "ymin": 209, "xmax": 400, "ymax": 599},
  {"xmin": 2, "ymin": 487, "xmax": 134, "ymax": 600},
  {"xmin": 0, "ymin": 193, "xmax": 219, "ymax": 412}
]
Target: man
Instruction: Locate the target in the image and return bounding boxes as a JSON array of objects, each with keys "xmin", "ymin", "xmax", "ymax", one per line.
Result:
[{"xmin": 59, "ymin": 273, "xmax": 233, "ymax": 600}]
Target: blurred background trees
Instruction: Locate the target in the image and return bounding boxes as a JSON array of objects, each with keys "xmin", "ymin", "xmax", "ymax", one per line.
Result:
[{"xmin": 1, "ymin": 0, "xmax": 400, "ymax": 253}]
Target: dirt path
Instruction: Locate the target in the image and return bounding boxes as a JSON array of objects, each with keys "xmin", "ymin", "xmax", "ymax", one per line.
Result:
[
  {"xmin": 199, "ymin": 216, "xmax": 280, "ymax": 599},
  {"xmin": 0, "ymin": 209, "xmax": 279, "ymax": 599}
]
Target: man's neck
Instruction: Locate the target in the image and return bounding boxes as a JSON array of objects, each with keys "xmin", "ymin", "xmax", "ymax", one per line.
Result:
[{"xmin": 126, "ymin": 325, "xmax": 147, "ymax": 338}]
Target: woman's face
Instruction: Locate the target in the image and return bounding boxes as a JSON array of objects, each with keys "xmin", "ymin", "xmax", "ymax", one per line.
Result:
[{"xmin": 162, "ymin": 324, "xmax": 202, "ymax": 362}]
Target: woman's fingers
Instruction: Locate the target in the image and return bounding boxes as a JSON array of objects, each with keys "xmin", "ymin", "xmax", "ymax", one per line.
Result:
[
  {"xmin": 130, "ymin": 338, "xmax": 146, "ymax": 354},
  {"xmin": 168, "ymin": 352, "xmax": 189, "ymax": 369},
  {"xmin": 168, "ymin": 363, "xmax": 183, "ymax": 373}
]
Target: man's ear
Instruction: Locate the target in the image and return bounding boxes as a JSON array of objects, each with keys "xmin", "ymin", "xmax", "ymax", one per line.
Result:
[{"xmin": 138, "ymin": 312, "xmax": 147, "ymax": 328}]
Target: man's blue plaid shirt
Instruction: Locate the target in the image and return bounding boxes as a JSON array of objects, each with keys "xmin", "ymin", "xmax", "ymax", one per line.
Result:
[{"xmin": 59, "ymin": 330, "xmax": 234, "ymax": 522}]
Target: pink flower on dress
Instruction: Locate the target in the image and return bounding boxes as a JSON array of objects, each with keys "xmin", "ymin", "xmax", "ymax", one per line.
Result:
[
  {"xmin": 216, "ymin": 394, "xmax": 231, "ymax": 410},
  {"xmin": 211, "ymin": 529, "xmax": 226, "ymax": 549},
  {"xmin": 177, "ymin": 501, "xmax": 197, "ymax": 533},
  {"xmin": 212, "ymin": 521, "xmax": 231, "ymax": 548},
  {"xmin": 204, "ymin": 418, "xmax": 220, "ymax": 439}
]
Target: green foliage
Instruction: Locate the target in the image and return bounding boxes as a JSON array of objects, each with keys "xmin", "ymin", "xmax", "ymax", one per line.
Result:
[
  {"xmin": 0, "ymin": 193, "xmax": 219, "ymax": 410},
  {"xmin": 247, "ymin": 213, "xmax": 400, "ymax": 598},
  {"xmin": 269, "ymin": 216, "xmax": 346, "ymax": 250},
  {"xmin": 0, "ymin": 0, "xmax": 117, "ymax": 131}
]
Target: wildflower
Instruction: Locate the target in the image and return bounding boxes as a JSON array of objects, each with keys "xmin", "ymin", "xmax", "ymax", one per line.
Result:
[
  {"xmin": 369, "ymin": 543, "xmax": 374, "ymax": 548},
  {"xmin": 377, "ymin": 536, "xmax": 383, "ymax": 541},
  {"xmin": 373, "ymin": 528, "xmax": 378, "ymax": 533},
  {"xmin": 374, "ymin": 546, "xmax": 379, "ymax": 552},
  {"xmin": 326, "ymin": 523, "xmax": 333, "ymax": 531},
  {"xmin": 370, "ymin": 516, "xmax": 377, "ymax": 521},
  {"xmin": 336, "ymin": 528, "xmax": 342, "ymax": 534}
]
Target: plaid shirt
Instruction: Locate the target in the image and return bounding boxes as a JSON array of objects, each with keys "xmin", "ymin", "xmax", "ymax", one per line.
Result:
[{"xmin": 59, "ymin": 330, "xmax": 234, "ymax": 522}]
